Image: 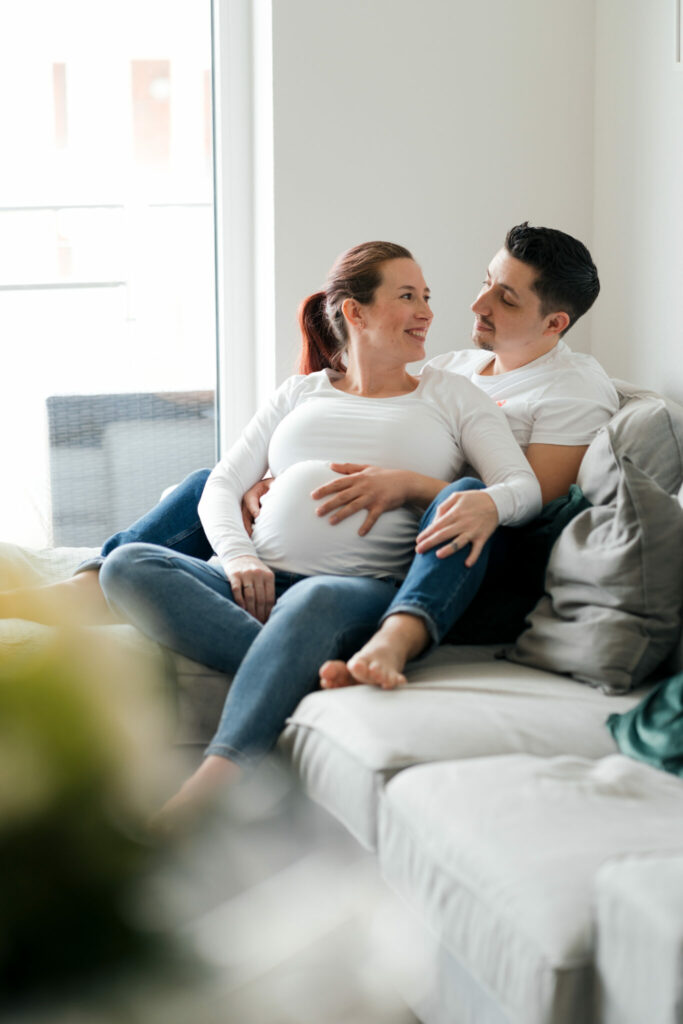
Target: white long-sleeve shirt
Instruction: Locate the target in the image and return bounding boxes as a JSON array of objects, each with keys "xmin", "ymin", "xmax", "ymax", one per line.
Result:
[{"xmin": 198, "ymin": 366, "xmax": 542, "ymax": 580}]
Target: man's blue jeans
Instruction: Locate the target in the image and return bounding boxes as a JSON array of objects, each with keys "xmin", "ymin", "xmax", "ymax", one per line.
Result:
[
  {"xmin": 96, "ymin": 475, "xmax": 499, "ymax": 764},
  {"xmin": 381, "ymin": 477, "xmax": 494, "ymax": 649}
]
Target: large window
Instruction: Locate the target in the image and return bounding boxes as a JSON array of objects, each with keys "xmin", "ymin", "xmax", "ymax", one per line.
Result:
[{"xmin": 0, "ymin": 1, "xmax": 216, "ymax": 547}]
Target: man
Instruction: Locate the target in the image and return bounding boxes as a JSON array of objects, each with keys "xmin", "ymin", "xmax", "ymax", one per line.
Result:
[{"xmin": 0, "ymin": 223, "xmax": 617, "ymax": 633}]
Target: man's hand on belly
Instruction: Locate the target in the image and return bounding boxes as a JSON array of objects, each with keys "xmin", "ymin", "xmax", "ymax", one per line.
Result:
[{"xmin": 311, "ymin": 464, "xmax": 445, "ymax": 536}]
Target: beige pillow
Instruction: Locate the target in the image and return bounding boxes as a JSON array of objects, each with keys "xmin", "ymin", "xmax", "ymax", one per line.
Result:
[{"xmin": 509, "ymin": 457, "xmax": 683, "ymax": 694}]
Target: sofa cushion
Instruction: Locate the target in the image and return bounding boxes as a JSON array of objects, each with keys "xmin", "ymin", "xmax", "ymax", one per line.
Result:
[
  {"xmin": 509, "ymin": 456, "xmax": 683, "ymax": 694},
  {"xmin": 279, "ymin": 645, "xmax": 649, "ymax": 850},
  {"xmin": 595, "ymin": 854, "xmax": 683, "ymax": 1024},
  {"xmin": 0, "ymin": 541, "xmax": 97, "ymax": 590},
  {"xmin": 378, "ymin": 755, "xmax": 683, "ymax": 1024},
  {"xmin": 577, "ymin": 390, "xmax": 683, "ymax": 506}
]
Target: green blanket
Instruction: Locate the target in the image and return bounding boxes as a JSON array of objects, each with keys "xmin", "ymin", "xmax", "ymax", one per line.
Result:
[{"xmin": 607, "ymin": 672, "xmax": 683, "ymax": 778}]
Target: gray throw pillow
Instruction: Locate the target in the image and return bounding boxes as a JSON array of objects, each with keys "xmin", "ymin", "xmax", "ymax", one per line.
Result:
[
  {"xmin": 578, "ymin": 394, "xmax": 683, "ymax": 506},
  {"xmin": 508, "ymin": 456, "xmax": 683, "ymax": 694}
]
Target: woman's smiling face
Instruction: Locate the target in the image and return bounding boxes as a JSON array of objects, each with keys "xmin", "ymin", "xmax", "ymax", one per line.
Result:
[{"xmin": 359, "ymin": 258, "xmax": 433, "ymax": 362}]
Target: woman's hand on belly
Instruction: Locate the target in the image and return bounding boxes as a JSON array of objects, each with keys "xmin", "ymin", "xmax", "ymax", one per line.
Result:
[
  {"xmin": 223, "ymin": 555, "xmax": 275, "ymax": 623},
  {"xmin": 415, "ymin": 489, "xmax": 499, "ymax": 567},
  {"xmin": 311, "ymin": 464, "xmax": 429, "ymax": 536}
]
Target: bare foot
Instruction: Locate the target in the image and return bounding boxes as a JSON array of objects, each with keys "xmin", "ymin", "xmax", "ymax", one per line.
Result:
[
  {"xmin": 150, "ymin": 755, "xmax": 240, "ymax": 837},
  {"xmin": 319, "ymin": 660, "xmax": 357, "ymax": 689},
  {"xmin": 0, "ymin": 570, "xmax": 119, "ymax": 626},
  {"xmin": 345, "ymin": 614, "xmax": 431, "ymax": 690},
  {"xmin": 347, "ymin": 645, "xmax": 407, "ymax": 690}
]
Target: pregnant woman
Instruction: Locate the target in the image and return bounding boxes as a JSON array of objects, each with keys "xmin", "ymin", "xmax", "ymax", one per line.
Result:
[{"xmin": 29, "ymin": 241, "xmax": 543, "ymax": 828}]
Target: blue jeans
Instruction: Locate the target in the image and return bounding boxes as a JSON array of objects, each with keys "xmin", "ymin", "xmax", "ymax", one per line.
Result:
[
  {"xmin": 99, "ymin": 545, "xmax": 400, "ymax": 763},
  {"xmin": 381, "ymin": 477, "xmax": 497, "ymax": 648},
  {"xmin": 97, "ymin": 477, "xmax": 499, "ymax": 764}
]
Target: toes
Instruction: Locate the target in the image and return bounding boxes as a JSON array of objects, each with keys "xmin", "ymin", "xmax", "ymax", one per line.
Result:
[
  {"xmin": 347, "ymin": 655, "xmax": 375, "ymax": 685},
  {"xmin": 368, "ymin": 661, "xmax": 406, "ymax": 690},
  {"xmin": 319, "ymin": 660, "xmax": 355, "ymax": 688}
]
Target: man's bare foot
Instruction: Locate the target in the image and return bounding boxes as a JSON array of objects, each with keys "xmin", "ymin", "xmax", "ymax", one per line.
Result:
[
  {"xmin": 150, "ymin": 755, "xmax": 240, "ymax": 837},
  {"xmin": 346, "ymin": 645, "xmax": 407, "ymax": 690},
  {"xmin": 345, "ymin": 614, "xmax": 431, "ymax": 690},
  {"xmin": 319, "ymin": 660, "xmax": 357, "ymax": 689},
  {"xmin": 0, "ymin": 570, "xmax": 119, "ymax": 626}
]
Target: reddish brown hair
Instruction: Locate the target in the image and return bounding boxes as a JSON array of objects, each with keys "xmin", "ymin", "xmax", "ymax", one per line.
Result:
[{"xmin": 298, "ymin": 241, "xmax": 414, "ymax": 374}]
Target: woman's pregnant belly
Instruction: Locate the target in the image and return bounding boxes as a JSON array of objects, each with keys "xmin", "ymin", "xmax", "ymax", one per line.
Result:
[{"xmin": 250, "ymin": 460, "xmax": 420, "ymax": 579}]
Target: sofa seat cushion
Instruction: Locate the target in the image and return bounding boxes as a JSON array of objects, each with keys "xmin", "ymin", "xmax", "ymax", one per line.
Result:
[
  {"xmin": 378, "ymin": 754, "xmax": 683, "ymax": 1024},
  {"xmin": 595, "ymin": 854, "xmax": 683, "ymax": 1024},
  {"xmin": 279, "ymin": 646, "xmax": 649, "ymax": 850}
]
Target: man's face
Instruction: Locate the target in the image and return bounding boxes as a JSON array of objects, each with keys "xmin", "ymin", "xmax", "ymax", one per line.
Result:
[{"xmin": 470, "ymin": 248, "xmax": 556, "ymax": 357}]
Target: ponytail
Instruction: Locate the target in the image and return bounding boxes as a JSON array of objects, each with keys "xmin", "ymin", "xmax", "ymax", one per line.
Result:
[{"xmin": 297, "ymin": 291, "xmax": 345, "ymax": 375}]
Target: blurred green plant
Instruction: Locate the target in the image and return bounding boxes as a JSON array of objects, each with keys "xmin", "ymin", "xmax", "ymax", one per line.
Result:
[{"xmin": 0, "ymin": 629, "xmax": 178, "ymax": 1006}]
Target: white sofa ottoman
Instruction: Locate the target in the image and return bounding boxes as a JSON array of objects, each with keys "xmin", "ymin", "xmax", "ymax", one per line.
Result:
[
  {"xmin": 279, "ymin": 647, "xmax": 650, "ymax": 850},
  {"xmin": 595, "ymin": 853, "xmax": 683, "ymax": 1024},
  {"xmin": 376, "ymin": 753, "xmax": 683, "ymax": 1024}
]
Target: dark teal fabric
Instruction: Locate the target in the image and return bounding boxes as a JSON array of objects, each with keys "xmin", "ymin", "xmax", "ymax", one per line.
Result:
[
  {"xmin": 445, "ymin": 484, "xmax": 592, "ymax": 645},
  {"xmin": 607, "ymin": 672, "xmax": 683, "ymax": 778}
]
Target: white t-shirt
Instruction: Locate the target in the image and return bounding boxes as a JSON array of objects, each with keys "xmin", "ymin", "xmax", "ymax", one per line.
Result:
[
  {"xmin": 425, "ymin": 341, "xmax": 619, "ymax": 449},
  {"xmin": 198, "ymin": 366, "xmax": 541, "ymax": 580}
]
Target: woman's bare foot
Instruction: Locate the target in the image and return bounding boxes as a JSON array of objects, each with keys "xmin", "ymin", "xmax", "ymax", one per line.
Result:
[
  {"xmin": 344, "ymin": 614, "xmax": 431, "ymax": 690},
  {"xmin": 150, "ymin": 755, "xmax": 240, "ymax": 837},
  {"xmin": 319, "ymin": 660, "xmax": 356, "ymax": 689},
  {"xmin": 0, "ymin": 570, "xmax": 119, "ymax": 626}
]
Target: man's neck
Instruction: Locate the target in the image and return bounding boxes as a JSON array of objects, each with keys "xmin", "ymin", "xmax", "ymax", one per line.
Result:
[{"xmin": 478, "ymin": 338, "xmax": 561, "ymax": 376}]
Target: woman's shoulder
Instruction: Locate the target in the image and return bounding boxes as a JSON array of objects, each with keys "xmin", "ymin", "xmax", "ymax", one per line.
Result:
[{"xmin": 272, "ymin": 369, "xmax": 331, "ymax": 401}]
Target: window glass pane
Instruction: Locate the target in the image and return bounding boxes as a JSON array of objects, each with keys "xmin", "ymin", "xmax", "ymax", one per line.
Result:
[{"xmin": 0, "ymin": 0, "xmax": 216, "ymax": 548}]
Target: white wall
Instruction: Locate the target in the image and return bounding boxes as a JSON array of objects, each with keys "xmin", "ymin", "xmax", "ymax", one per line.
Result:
[
  {"xmin": 592, "ymin": 0, "xmax": 683, "ymax": 401},
  {"xmin": 267, "ymin": 0, "xmax": 597, "ymax": 386}
]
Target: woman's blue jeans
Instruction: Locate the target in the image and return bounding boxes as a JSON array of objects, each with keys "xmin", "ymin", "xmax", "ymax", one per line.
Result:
[
  {"xmin": 100, "ymin": 547, "xmax": 400, "ymax": 764},
  {"xmin": 96, "ymin": 476, "xmax": 498, "ymax": 765}
]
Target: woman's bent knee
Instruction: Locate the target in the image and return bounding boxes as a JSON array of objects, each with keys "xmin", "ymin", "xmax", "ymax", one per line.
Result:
[{"xmin": 99, "ymin": 542, "xmax": 159, "ymax": 598}]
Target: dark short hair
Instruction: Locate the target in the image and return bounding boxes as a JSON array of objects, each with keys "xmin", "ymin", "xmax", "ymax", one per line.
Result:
[{"xmin": 505, "ymin": 222, "xmax": 600, "ymax": 335}]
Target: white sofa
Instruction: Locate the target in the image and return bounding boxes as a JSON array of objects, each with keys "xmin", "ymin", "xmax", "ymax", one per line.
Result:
[{"xmin": 2, "ymin": 382, "xmax": 683, "ymax": 1024}]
